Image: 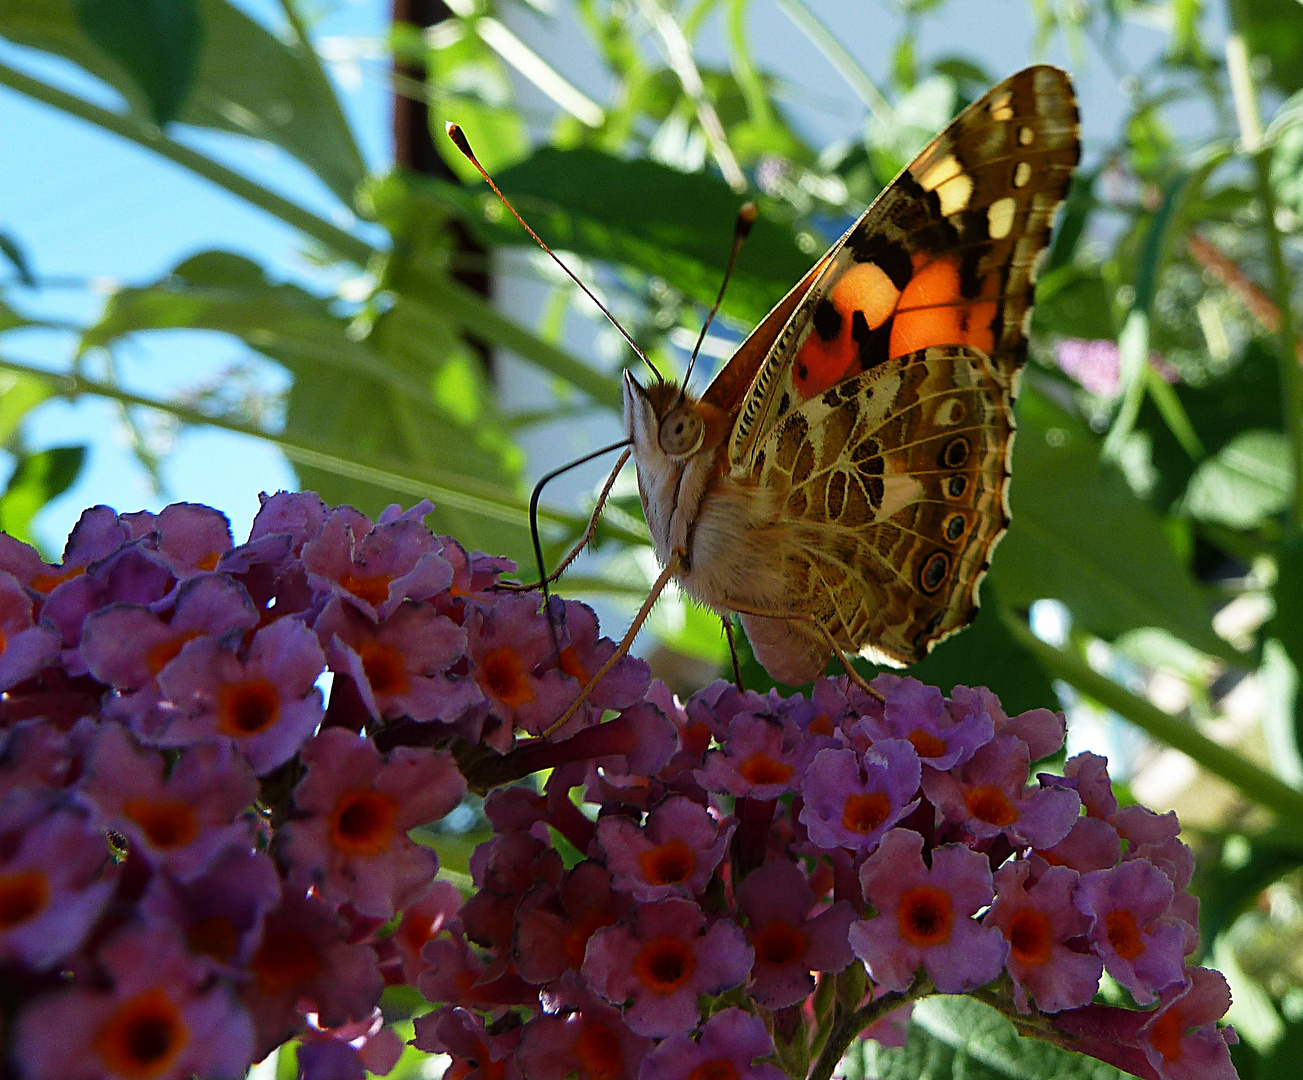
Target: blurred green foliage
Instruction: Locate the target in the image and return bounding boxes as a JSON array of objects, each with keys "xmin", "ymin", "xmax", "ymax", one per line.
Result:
[{"xmin": 3, "ymin": 0, "xmax": 1303, "ymax": 1073}]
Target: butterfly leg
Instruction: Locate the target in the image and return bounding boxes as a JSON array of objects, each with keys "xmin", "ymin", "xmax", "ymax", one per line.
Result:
[
  {"xmin": 813, "ymin": 620, "xmax": 886, "ymax": 704},
  {"xmin": 543, "ymin": 547, "xmax": 683, "ymax": 739},
  {"xmin": 498, "ymin": 448, "xmax": 632, "ymax": 593},
  {"xmin": 721, "ymin": 615, "xmax": 744, "ymax": 690}
]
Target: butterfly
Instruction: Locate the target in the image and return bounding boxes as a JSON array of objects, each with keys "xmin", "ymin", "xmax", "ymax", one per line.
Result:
[{"xmin": 621, "ymin": 65, "xmax": 1080, "ymax": 687}]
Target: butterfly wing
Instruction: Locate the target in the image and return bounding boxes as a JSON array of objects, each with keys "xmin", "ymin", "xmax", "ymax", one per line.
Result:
[{"xmin": 715, "ymin": 65, "xmax": 1079, "ymax": 675}]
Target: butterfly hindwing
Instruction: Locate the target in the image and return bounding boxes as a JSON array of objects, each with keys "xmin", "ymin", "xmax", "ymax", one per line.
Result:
[{"xmin": 748, "ymin": 345, "xmax": 1013, "ymax": 668}]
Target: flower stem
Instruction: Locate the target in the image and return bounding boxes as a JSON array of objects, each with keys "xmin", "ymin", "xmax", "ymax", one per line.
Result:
[
  {"xmin": 807, "ymin": 976, "xmax": 928, "ymax": 1080},
  {"xmin": 1001, "ymin": 608, "xmax": 1303, "ymax": 824}
]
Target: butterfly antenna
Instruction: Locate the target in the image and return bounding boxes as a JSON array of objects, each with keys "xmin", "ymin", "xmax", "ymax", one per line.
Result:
[
  {"xmin": 679, "ymin": 201, "xmax": 757, "ymax": 404},
  {"xmin": 446, "ymin": 123, "xmax": 663, "ymax": 384}
]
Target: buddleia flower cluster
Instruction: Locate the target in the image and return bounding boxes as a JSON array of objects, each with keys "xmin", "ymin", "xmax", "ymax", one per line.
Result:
[{"xmin": 0, "ymin": 494, "xmax": 1237, "ymax": 1080}]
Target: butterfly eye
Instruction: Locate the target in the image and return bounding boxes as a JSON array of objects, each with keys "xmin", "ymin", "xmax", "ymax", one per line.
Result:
[{"xmin": 658, "ymin": 408, "xmax": 705, "ymax": 457}]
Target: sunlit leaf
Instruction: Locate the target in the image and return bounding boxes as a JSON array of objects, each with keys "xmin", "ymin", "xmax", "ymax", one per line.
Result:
[
  {"xmin": 0, "ymin": 0, "xmax": 365, "ymax": 203},
  {"xmin": 73, "ymin": 0, "xmax": 201, "ymax": 124},
  {"xmin": 0, "ymin": 446, "xmax": 84, "ymax": 545},
  {"xmin": 0, "ymin": 231, "xmax": 35, "ymax": 288},
  {"xmin": 0, "ymin": 370, "xmax": 51, "ymax": 445},
  {"xmin": 1184, "ymin": 429, "xmax": 1291, "ymax": 529}
]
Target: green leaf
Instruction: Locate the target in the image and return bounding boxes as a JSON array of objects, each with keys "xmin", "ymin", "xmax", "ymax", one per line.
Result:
[
  {"xmin": 1240, "ymin": 0, "xmax": 1303, "ymax": 94},
  {"xmin": 992, "ymin": 383, "xmax": 1227, "ymax": 657},
  {"xmin": 0, "ymin": 231, "xmax": 35, "ymax": 287},
  {"xmin": 849, "ymin": 996, "xmax": 1133, "ymax": 1080},
  {"xmin": 1184, "ymin": 429, "xmax": 1292, "ymax": 529},
  {"xmin": 0, "ymin": 446, "xmax": 84, "ymax": 544},
  {"xmin": 73, "ymin": 0, "xmax": 201, "ymax": 124},
  {"xmin": 0, "ymin": 370, "xmax": 51, "ymax": 445},
  {"xmin": 0, "ymin": 0, "xmax": 365, "ymax": 203},
  {"xmin": 892, "ymin": 586, "xmax": 1059, "ymax": 716},
  {"xmin": 429, "ymin": 147, "xmax": 810, "ymax": 325}
]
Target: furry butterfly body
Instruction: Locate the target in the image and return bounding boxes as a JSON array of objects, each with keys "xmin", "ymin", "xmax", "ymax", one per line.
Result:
[{"xmin": 624, "ymin": 65, "xmax": 1080, "ymax": 685}]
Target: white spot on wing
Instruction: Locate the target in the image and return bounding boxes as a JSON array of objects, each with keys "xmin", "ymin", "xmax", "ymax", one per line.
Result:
[{"xmin": 987, "ymin": 197, "xmax": 1017, "ymax": 239}]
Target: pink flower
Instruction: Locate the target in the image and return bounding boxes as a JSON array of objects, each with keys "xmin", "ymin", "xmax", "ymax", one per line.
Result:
[
  {"xmin": 0, "ymin": 799, "xmax": 114, "ymax": 969},
  {"xmin": 79, "ymin": 723, "xmax": 258, "ymax": 880},
  {"xmin": 582, "ymin": 898, "xmax": 753, "ymax": 1037},
  {"xmin": 314, "ymin": 595, "xmax": 480, "ymax": 723},
  {"xmin": 1140, "ymin": 967, "xmax": 1238, "ymax": 1080},
  {"xmin": 154, "ymin": 614, "xmax": 325, "ymax": 774},
  {"xmin": 984, "ymin": 861, "xmax": 1102, "ymax": 1013},
  {"xmin": 597, "ymin": 795, "xmax": 735, "ymax": 902},
  {"xmin": 515, "ymin": 860, "xmax": 632, "ymax": 985},
  {"xmin": 736, "ymin": 859, "xmax": 855, "ymax": 1008},
  {"xmin": 800, "ymin": 740, "xmax": 921, "ymax": 852},
  {"xmin": 516, "ymin": 972, "xmax": 650, "ymax": 1080},
  {"xmin": 278, "ymin": 728, "xmax": 465, "ymax": 919},
  {"xmin": 849, "ymin": 828, "xmax": 1008, "ymax": 993},
  {"xmin": 13, "ymin": 923, "xmax": 254, "ymax": 1080},
  {"xmin": 412, "ymin": 1006, "xmax": 523, "ymax": 1080},
  {"xmin": 637, "ymin": 1007, "xmax": 786, "ymax": 1080},
  {"xmin": 858, "ymin": 676, "xmax": 994, "ymax": 769}
]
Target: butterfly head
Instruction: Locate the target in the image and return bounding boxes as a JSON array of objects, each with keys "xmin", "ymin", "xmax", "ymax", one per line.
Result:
[{"xmin": 623, "ymin": 371, "xmax": 725, "ymax": 464}]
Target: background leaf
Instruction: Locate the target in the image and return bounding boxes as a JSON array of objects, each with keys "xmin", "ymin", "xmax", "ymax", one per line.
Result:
[{"xmin": 0, "ymin": 446, "xmax": 84, "ymax": 545}]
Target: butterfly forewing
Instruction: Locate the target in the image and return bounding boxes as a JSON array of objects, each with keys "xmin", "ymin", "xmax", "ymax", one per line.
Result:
[{"xmin": 721, "ymin": 66, "xmax": 1077, "ymax": 678}]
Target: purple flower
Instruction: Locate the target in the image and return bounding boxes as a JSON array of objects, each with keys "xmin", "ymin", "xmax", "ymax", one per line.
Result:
[
  {"xmin": 1034, "ymin": 816, "xmax": 1123, "ymax": 874},
  {"xmin": 246, "ymin": 490, "xmax": 328, "ymax": 553},
  {"xmin": 412, "ymin": 1006, "xmax": 523, "ymax": 1080},
  {"xmin": 297, "ymin": 1009, "xmax": 404, "ymax": 1080},
  {"xmin": 1140, "ymin": 967, "xmax": 1238, "ymax": 1080},
  {"xmin": 1075, "ymin": 860, "xmax": 1188, "ymax": 1005},
  {"xmin": 80, "ymin": 572, "xmax": 259, "ymax": 691},
  {"xmin": 799, "ymin": 739, "xmax": 921, "ymax": 852},
  {"xmin": 597, "ymin": 795, "xmax": 735, "ymax": 902},
  {"xmin": 984, "ymin": 861, "xmax": 1102, "ymax": 1013},
  {"xmin": 141, "ymin": 846, "xmax": 282, "ymax": 975},
  {"xmin": 0, "ymin": 504, "xmax": 127, "ymax": 592},
  {"xmin": 637, "ymin": 1007, "xmax": 786, "ymax": 1080},
  {"xmin": 154, "ymin": 614, "xmax": 325, "ymax": 774},
  {"xmin": 547, "ymin": 598, "xmax": 652, "ymax": 734},
  {"xmin": 922, "ymin": 734, "xmax": 1080, "ymax": 849},
  {"xmin": 148, "ymin": 502, "xmax": 235, "ymax": 578},
  {"xmin": 0, "ymin": 799, "xmax": 114, "ymax": 970},
  {"xmin": 849, "ymin": 828, "xmax": 1008, "ymax": 993},
  {"xmin": 302, "ymin": 506, "xmax": 453, "ymax": 621},
  {"xmin": 695, "ymin": 706, "xmax": 830, "ymax": 798},
  {"xmin": 860, "ymin": 676, "xmax": 994, "ymax": 769},
  {"xmin": 736, "ymin": 859, "xmax": 855, "ymax": 1008},
  {"xmin": 79, "ymin": 723, "xmax": 258, "ymax": 880},
  {"xmin": 278, "ymin": 728, "xmax": 465, "ymax": 919},
  {"xmin": 314, "ymin": 595, "xmax": 480, "ymax": 723},
  {"xmin": 583, "ymin": 898, "xmax": 753, "ymax": 1037},
  {"xmin": 13, "ymin": 923, "xmax": 254, "ymax": 1080},
  {"xmin": 0, "ymin": 572, "xmax": 59, "ymax": 691},
  {"xmin": 516, "ymin": 971, "xmax": 650, "ymax": 1080},
  {"xmin": 515, "ymin": 860, "xmax": 632, "ymax": 986}
]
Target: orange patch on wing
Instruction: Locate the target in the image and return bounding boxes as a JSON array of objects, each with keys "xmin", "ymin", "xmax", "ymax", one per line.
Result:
[
  {"xmin": 889, "ymin": 253, "xmax": 1000, "ymax": 357},
  {"xmin": 794, "ymin": 263, "xmax": 900, "ymax": 399}
]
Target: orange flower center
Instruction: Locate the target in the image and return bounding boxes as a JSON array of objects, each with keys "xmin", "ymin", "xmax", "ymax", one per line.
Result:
[
  {"xmin": 252, "ymin": 928, "xmax": 322, "ymax": 993},
  {"xmin": 30, "ymin": 564, "xmax": 84, "ymax": 593},
  {"xmin": 908, "ymin": 730, "xmax": 947, "ymax": 759},
  {"xmin": 632, "ymin": 935, "xmax": 696, "ymax": 995},
  {"xmin": 146, "ymin": 631, "xmax": 202, "ymax": 675},
  {"xmin": 329, "ymin": 789, "xmax": 399, "ymax": 856},
  {"xmin": 808, "ymin": 713, "xmax": 834, "ymax": 737},
  {"xmin": 339, "ymin": 572, "xmax": 391, "ymax": 607},
  {"xmin": 966, "ymin": 786, "xmax": 1018, "ymax": 826},
  {"xmin": 358, "ymin": 641, "xmax": 409, "ymax": 696},
  {"xmin": 1006, "ymin": 908, "xmax": 1053, "ymax": 965},
  {"xmin": 738, "ymin": 754, "xmax": 793, "ymax": 787},
  {"xmin": 217, "ymin": 678, "xmax": 281, "ymax": 737},
  {"xmin": 0, "ymin": 869, "xmax": 49, "ymax": 928},
  {"xmin": 481, "ymin": 647, "xmax": 534, "ymax": 707},
  {"xmin": 752, "ymin": 920, "xmax": 808, "ymax": 966},
  {"xmin": 688, "ymin": 1062, "xmax": 741, "ymax": 1080},
  {"xmin": 639, "ymin": 839, "xmax": 696, "ymax": 887},
  {"xmin": 195, "ymin": 552, "xmax": 221, "ymax": 572},
  {"xmin": 122, "ymin": 797, "xmax": 200, "ymax": 850},
  {"xmin": 897, "ymin": 886, "xmax": 953, "ymax": 946},
  {"xmin": 93, "ymin": 988, "xmax": 188, "ymax": 1080},
  {"xmin": 572, "ymin": 1021, "xmax": 623, "ymax": 1080},
  {"xmin": 1147, "ymin": 1004, "xmax": 1187, "ymax": 1062},
  {"xmin": 563, "ymin": 909, "xmax": 619, "ymax": 969},
  {"xmin": 1104, "ymin": 909, "xmax": 1145, "ymax": 961},
  {"xmin": 842, "ymin": 791, "xmax": 892, "ymax": 835},
  {"xmin": 400, "ymin": 911, "xmax": 438, "ymax": 954},
  {"xmin": 187, "ymin": 915, "xmax": 240, "ymax": 963},
  {"xmin": 558, "ymin": 646, "xmax": 590, "ymax": 684}
]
